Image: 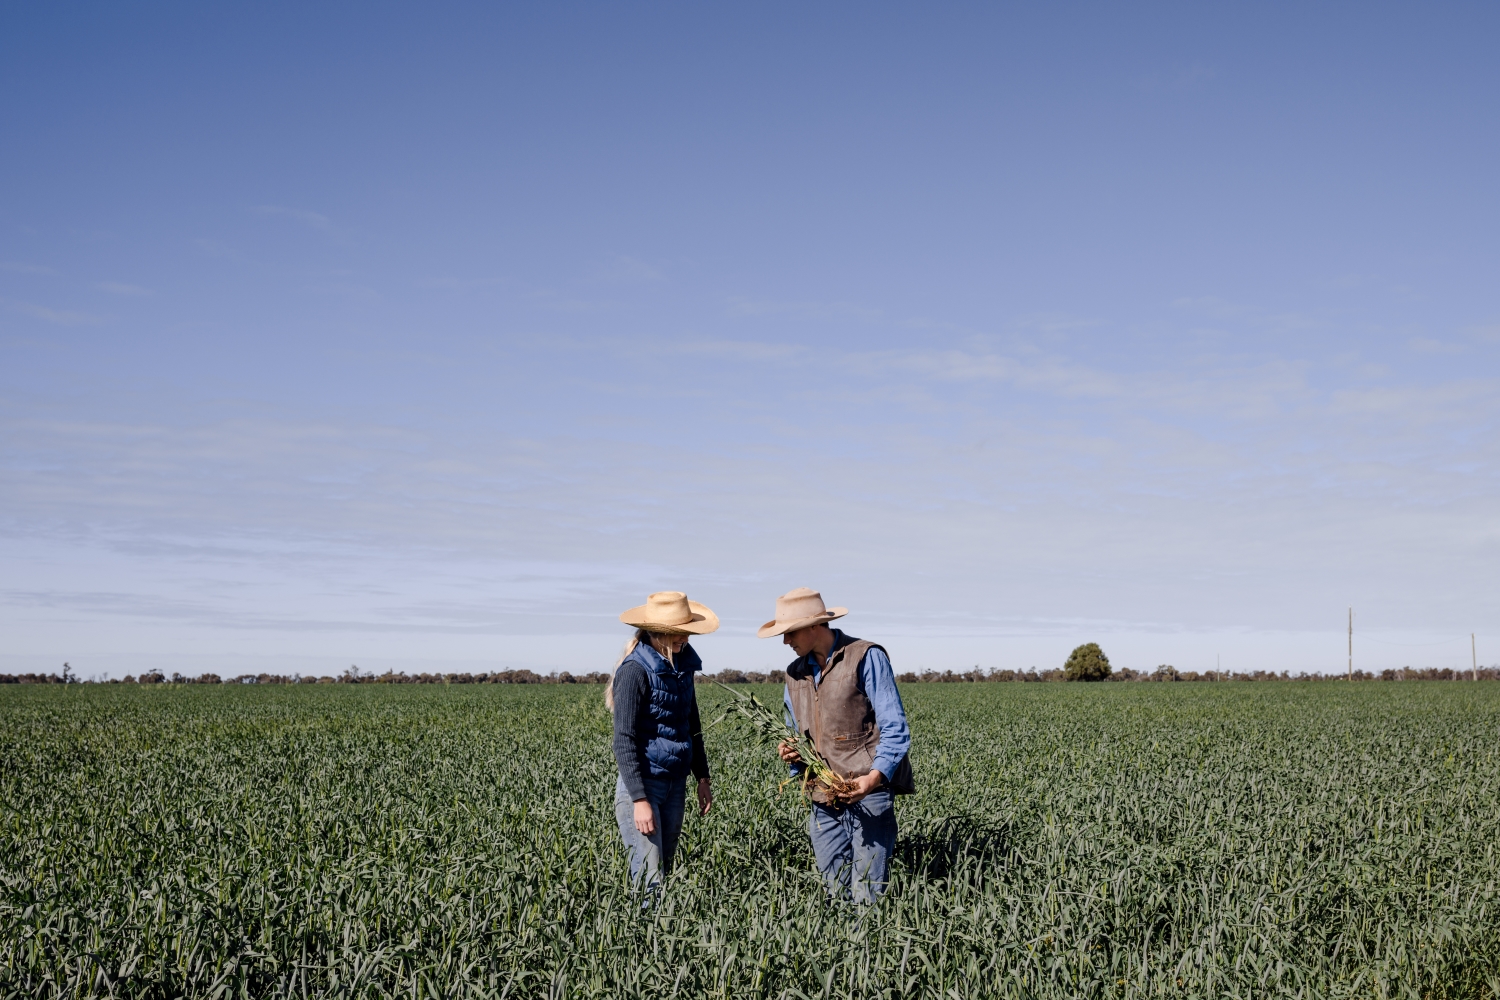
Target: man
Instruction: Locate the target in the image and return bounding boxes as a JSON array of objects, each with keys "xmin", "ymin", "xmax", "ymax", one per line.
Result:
[{"xmin": 759, "ymin": 587, "xmax": 913, "ymax": 903}]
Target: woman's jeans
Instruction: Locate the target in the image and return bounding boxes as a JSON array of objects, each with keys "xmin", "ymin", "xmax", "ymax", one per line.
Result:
[
  {"xmin": 614, "ymin": 774, "xmax": 687, "ymax": 889},
  {"xmin": 808, "ymin": 790, "xmax": 897, "ymax": 904}
]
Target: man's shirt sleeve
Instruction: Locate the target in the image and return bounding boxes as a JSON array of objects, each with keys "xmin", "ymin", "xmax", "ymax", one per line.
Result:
[
  {"xmin": 860, "ymin": 646, "xmax": 911, "ymax": 782},
  {"xmin": 783, "ymin": 683, "xmax": 804, "ymax": 776}
]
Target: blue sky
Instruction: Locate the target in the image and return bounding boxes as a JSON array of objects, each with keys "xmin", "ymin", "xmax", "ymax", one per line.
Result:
[{"xmin": 2, "ymin": 3, "xmax": 1496, "ymax": 678}]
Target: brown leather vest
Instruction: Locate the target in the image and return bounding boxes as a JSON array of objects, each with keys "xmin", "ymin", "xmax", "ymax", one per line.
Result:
[{"xmin": 784, "ymin": 635, "xmax": 915, "ymax": 803}]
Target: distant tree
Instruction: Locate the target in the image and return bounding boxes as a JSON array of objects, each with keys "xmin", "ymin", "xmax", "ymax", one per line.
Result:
[{"xmin": 1063, "ymin": 644, "xmax": 1111, "ymax": 682}]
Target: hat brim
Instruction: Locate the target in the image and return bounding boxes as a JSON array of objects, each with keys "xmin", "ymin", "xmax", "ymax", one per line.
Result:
[
  {"xmin": 619, "ymin": 600, "xmax": 720, "ymax": 635},
  {"xmin": 756, "ymin": 608, "xmax": 847, "ymax": 639}
]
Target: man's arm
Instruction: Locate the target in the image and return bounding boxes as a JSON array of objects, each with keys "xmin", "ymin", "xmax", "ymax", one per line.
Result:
[
  {"xmin": 860, "ymin": 646, "xmax": 911, "ymax": 783},
  {"xmin": 781, "ymin": 684, "xmax": 805, "ymax": 775}
]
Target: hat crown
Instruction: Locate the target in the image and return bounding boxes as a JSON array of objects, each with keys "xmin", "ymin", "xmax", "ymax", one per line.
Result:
[
  {"xmin": 756, "ymin": 587, "xmax": 847, "ymax": 638},
  {"xmin": 619, "ymin": 591, "xmax": 718, "ymax": 634},
  {"xmin": 775, "ymin": 587, "xmax": 827, "ymax": 623},
  {"xmin": 641, "ymin": 591, "xmax": 694, "ymax": 627}
]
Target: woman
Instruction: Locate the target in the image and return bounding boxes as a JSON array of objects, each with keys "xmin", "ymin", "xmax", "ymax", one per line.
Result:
[{"xmin": 608, "ymin": 591, "xmax": 717, "ymax": 889}]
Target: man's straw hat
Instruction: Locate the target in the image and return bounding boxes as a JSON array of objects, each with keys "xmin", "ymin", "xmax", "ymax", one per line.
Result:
[
  {"xmin": 619, "ymin": 591, "xmax": 720, "ymax": 635},
  {"xmin": 757, "ymin": 587, "xmax": 847, "ymax": 638}
]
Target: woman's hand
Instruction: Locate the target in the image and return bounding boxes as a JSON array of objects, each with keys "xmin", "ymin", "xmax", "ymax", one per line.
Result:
[
  {"xmin": 697, "ymin": 777, "xmax": 713, "ymax": 816},
  {"xmin": 633, "ymin": 798, "xmax": 656, "ymax": 835},
  {"xmin": 777, "ymin": 740, "xmax": 804, "ymax": 765}
]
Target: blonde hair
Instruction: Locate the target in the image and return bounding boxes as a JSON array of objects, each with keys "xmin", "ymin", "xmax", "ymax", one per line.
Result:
[{"xmin": 605, "ymin": 628, "xmax": 681, "ymax": 712}]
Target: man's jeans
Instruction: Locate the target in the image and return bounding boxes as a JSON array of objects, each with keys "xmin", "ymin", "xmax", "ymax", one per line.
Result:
[
  {"xmin": 614, "ymin": 774, "xmax": 687, "ymax": 889},
  {"xmin": 808, "ymin": 789, "xmax": 896, "ymax": 903}
]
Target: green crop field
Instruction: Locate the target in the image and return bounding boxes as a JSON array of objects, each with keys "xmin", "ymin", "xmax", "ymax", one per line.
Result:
[{"xmin": 2, "ymin": 682, "xmax": 1498, "ymax": 999}]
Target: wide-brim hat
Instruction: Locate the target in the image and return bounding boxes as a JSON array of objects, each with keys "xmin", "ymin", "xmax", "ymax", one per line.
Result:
[
  {"xmin": 619, "ymin": 591, "xmax": 720, "ymax": 635},
  {"xmin": 757, "ymin": 587, "xmax": 847, "ymax": 638}
]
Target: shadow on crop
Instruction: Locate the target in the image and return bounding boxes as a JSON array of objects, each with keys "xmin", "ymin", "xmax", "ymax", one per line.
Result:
[
  {"xmin": 742, "ymin": 825, "xmax": 811, "ymax": 868},
  {"xmin": 896, "ymin": 814, "xmax": 1013, "ymax": 882}
]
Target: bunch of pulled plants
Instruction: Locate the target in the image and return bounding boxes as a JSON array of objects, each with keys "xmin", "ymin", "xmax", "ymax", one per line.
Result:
[{"xmin": 709, "ymin": 682, "xmax": 858, "ymax": 801}]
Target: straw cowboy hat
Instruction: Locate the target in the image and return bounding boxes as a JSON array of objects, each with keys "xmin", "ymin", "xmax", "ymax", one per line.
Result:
[
  {"xmin": 618, "ymin": 591, "xmax": 720, "ymax": 635},
  {"xmin": 757, "ymin": 587, "xmax": 847, "ymax": 638}
]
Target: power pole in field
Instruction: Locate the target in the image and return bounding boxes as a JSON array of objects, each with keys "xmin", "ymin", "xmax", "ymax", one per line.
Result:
[
  {"xmin": 1348, "ymin": 607, "xmax": 1353, "ymax": 681},
  {"xmin": 1474, "ymin": 634, "xmax": 1478, "ymax": 682}
]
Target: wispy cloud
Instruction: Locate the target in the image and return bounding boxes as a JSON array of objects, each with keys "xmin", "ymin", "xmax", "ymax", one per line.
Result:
[
  {"xmin": 193, "ymin": 238, "xmax": 239, "ymax": 259},
  {"xmin": 0, "ymin": 260, "xmax": 56, "ymax": 275},
  {"xmin": 97, "ymin": 281, "xmax": 153, "ymax": 297},
  {"xmin": 1171, "ymin": 296, "xmax": 1248, "ymax": 319},
  {"xmin": 598, "ymin": 255, "xmax": 664, "ymax": 284},
  {"xmin": 1407, "ymin": 336, "xmax": 1464, "ymax": 355},
  {"xmin": 727, "ymin": 297, "xmax": 883, "ymax": 322},
  {"xmin": 864, "ymin": 345, "xmax": 1128, "ymax": 401},
  {"xmin": 1327, "ymin": 379, "xmax": 1499, "ymax": 422},
  {"xmin": 526, "ymin": 288, "xmax": 615, "ymax": 313},
  {"xmin": 2, "ymin": 298, "xmax": 103, "ymax": 325},
  {"xmin": 673, "ymin": 339, "xmax": 806, "ymax": 363},
  {"xmin": 0, "ymin": 587, "xmax": 596, "ymax": 634},
  {"xmin": 252, "ymin": 205, "xmax": 334, "ymax": 232},
  {"xmin": 416, "ymin": 275, "xmax": 508, "ymax": 291},
  {"xmin": 1137, "ymin": 61, "xmax": 1217, "ymax": 92}
]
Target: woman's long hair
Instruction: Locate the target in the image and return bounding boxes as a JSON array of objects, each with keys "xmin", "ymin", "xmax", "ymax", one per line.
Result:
[{"xmin": 605, "ymin": 628, "xmax": 678, "ymax": 712}]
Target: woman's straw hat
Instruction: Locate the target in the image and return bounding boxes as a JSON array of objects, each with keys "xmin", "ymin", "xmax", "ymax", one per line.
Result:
[
  {"xmin": 757, "ymin": 587, "xmax": 847, "ymax": 638},
  {"xmin": 619, "ymin": 591, "xmax": 720, "ymax": 635}
]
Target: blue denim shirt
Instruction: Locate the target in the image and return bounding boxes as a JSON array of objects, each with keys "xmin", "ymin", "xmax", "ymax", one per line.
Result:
[{"xmin": 783, "ymin": 629, "xmax": 911, "ymax": 781}]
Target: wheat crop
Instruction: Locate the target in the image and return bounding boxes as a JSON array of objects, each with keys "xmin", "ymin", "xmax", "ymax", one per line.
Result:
[{"xmin": 2, "ymin": 681, "xmax": 1497, "ymax": 998}]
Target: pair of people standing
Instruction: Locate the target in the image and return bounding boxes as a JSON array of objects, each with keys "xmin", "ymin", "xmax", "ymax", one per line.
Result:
[{"xmin": 608, "ymin": 587, "xmax": 913, "ymax": 903}]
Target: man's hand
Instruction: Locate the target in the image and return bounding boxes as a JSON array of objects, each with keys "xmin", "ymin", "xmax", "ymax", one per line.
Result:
[
  {"xmin": 697, "ymin": 777, "xmax": 713, "ymax": 816},
  {"xmin": 777, "ymin": 740, "xmax": 804, "ymax": 765},
  {"xmin": 632, "ymin": 798, "xmax": 656, "ymax": 835},
  {"xmin": 834, "ymin": 770, "xmax": 885, "ymax": 805}
]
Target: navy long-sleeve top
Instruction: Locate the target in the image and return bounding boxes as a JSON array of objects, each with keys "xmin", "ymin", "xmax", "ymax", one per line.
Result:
[{"xmin": 611, "ymin": 644, "xmax": 710, "ymax": 800}]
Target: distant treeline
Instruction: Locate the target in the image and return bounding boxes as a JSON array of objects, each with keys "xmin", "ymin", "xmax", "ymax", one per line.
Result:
[
  {"xmin": 0, "ymin": 668, "xmax": 615, "ymax": 686},
  {"xmin": 898, "ymin": 666, "xmax": 1499, "ymax": 683},
  {"xmin": 708, "ymin": 666, "xmax": 1500, "ymax": 684},
  {"xmin": 3, "ymin": 665, "xmax": 1496, "ymax": 685}
]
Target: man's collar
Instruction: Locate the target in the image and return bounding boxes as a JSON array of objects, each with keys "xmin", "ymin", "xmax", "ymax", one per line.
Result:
[{"xmin": 804, "ymin": 628, "xmax": 848, "ymax": 670}]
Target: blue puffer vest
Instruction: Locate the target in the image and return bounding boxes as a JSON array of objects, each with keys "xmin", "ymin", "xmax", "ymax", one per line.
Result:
[{"xmin": 625, "ymin": 639, "xmax": 702, "ymax": 779}]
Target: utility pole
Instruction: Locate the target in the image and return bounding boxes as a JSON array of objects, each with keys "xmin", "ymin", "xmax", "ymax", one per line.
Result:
[
  {"xmin": 1348, "ymin": 607, "xmax": 1353, "ymax": 681},
  {"xmin": 1474, "ymin": 634, "xmax": 1479, "ymax": 682}
]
